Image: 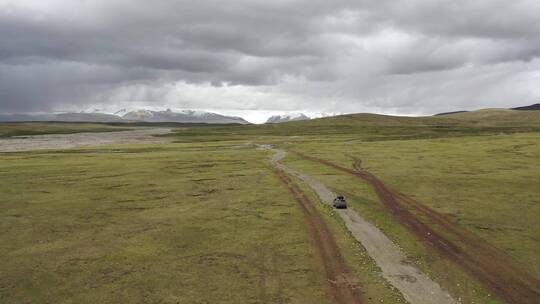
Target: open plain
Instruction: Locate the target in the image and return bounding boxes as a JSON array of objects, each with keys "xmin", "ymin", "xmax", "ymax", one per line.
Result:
[{"xmin": 1, "ymin": 110, "xmax": 540, "ymax": 304}]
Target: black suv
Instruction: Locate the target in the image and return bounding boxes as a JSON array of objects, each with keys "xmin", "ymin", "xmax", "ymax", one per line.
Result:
[{"xmin": 332, "ymin": 196, "xmax": 347, "ymax": 209}]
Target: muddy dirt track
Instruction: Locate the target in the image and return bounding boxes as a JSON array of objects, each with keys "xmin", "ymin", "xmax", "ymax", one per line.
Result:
[
  {"xmin": 0, "ymin": 128, "xmax": 172, "ymax": 152},
  {"xmin": 275, "ymin": 168, "xmax": 364, "ymax": 304},
  {"xmin": 292, "ymin": 150, "xmax": 540, "ymax": 304},
  {"xmin": 270, "ymin": 149, "xmax": 455, "ymax": 304}
]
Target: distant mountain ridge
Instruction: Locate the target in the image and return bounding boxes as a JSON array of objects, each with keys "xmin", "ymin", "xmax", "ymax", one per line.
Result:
[
  {"xmin": 266, "ymin": 113, "xmax": 310, "ymax": 123},
  {"xmin": 0, "ymin": 109, "xmax": 250, "ymax": 124},
  {"xmin": 434, "ymin": 111, "xmax": 469, "ymax": 116},
  {"xmin": 435, "ymin": 103, "xmax": 540, "ymax": 116},
  {"xmin": 2, "ymin": 103, "xmax": 538, "ymax": 124},
  {"xmin": 0, "ymin": 112, "xmax": 124, "ymax": 123},
  {"xmin": 122, "ymin": 109, "xmax": 250, "ymax": 124},
  {"xmin": 512, "ymin": 103, "xmax": 540, "ymax": 111}
]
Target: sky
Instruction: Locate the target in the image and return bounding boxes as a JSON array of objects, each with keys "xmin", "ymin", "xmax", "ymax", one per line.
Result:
[{"xmin": 1, "ymin": 0, "xmax": 539, "ymax": 123}]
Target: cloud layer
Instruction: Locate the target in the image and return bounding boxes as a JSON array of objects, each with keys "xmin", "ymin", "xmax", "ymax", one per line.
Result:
[{"xmin": 1, "ymin": 0, "xmax": 539, "ymax": 117}]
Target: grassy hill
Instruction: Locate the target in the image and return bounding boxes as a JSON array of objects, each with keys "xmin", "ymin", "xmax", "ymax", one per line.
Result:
[
  {"xmin": 166, "ymin": 108, "xmax": 540, "ymax": 143},
  {"xmin": 440, "ymin": 108, "xmax": 540, "ymax": 126}
]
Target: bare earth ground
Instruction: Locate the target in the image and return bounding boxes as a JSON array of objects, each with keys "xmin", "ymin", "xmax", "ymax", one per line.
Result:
[
  {"xmin": 267, "ymin": 147, "xmax": 456, "ymax": 304},
  {"xmin": 0, "ymin": 128, "xmax": 172, "ymax": 152}
]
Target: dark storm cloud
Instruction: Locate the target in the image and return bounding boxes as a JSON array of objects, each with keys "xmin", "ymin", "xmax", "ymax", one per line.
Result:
[{"xmin": 0, "ymin": 0, "xmax": 539, "ymax": 114}]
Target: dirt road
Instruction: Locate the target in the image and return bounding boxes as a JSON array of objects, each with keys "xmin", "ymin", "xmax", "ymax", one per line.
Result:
[
  {"xmin": 269, "ymin": 148, "xmax": 456, "ymax": 304},
  {"xmin": 0, "ymin": 128, "xmax": 172, "ymax": 152},
  {"xmin": 292, "ymin": 151, "xmax": 540, "ymax": 304},
  {"xmin": 275, "ymin": 168, "xmax": 365, "ymax": 304}
]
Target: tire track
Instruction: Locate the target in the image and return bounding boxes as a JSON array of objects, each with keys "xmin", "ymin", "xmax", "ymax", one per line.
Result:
[
  {"xmin": 292, "ymin": 150, "xmax": 540, "ymax": 304},
  {"xmin": 272, "ymin": 160, "xmax": 364, "ymax": 303},
  {"xmin": 269, "ymin": 148, "xmax": 455, "ymax": 304}
]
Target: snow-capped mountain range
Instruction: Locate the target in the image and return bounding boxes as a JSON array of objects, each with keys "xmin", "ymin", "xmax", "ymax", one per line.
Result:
[
  {"xmin": 121, "ymin": 109, "xmax": 250, "ymax": 124},
  {"xmin": 0, "ymin": 109, "xmax": 250, "ymax": 124},
  {"xmin": 265, "ymin": 113, "xmax": 310, "ymax": 123},
  {"xmin": 0, "ymin": 109, "xmax": 340, "ymax": 124}
]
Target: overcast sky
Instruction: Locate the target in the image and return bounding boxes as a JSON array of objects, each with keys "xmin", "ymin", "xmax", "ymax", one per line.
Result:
[{"xmin": 1, "ymin": 0, "xmax": 539, "ymax": 122}]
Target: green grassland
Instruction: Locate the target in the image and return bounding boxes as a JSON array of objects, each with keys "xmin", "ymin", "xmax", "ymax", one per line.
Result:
[
  {"xmin": 279, "ymin": 130, "xmax": 540, "ymax": 277},
  {"xmin": 283, "ymin": 153, "xmax": 502, "ymax": 303},
  {"xmin": 1, "ymin": 108, "xmax": 539, "ymax": 303},
  {"xmin": 271, "ymin": 111, "xmax": 539, "ymax": 303},
  {"xmin": 0, "ymin": 142, "xmax": 407, "ymax": 303},
  {"xmin": 280, "ymin": 133, "xmax": 540, "ymax": 303},
  {"xmin": 0, "ymin": 122, "xmax": 131, "ymax": 138},
  {"xmin": 284, "ymin": 133, "xmax": 540, "ymax": 273},
  {"xmin": 0, "ymin": 143, "xmax": 328, "ymax": 303},
  {"xmin": 164, "ymin": 109, "xmax": 539, "ymax": 303}
]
